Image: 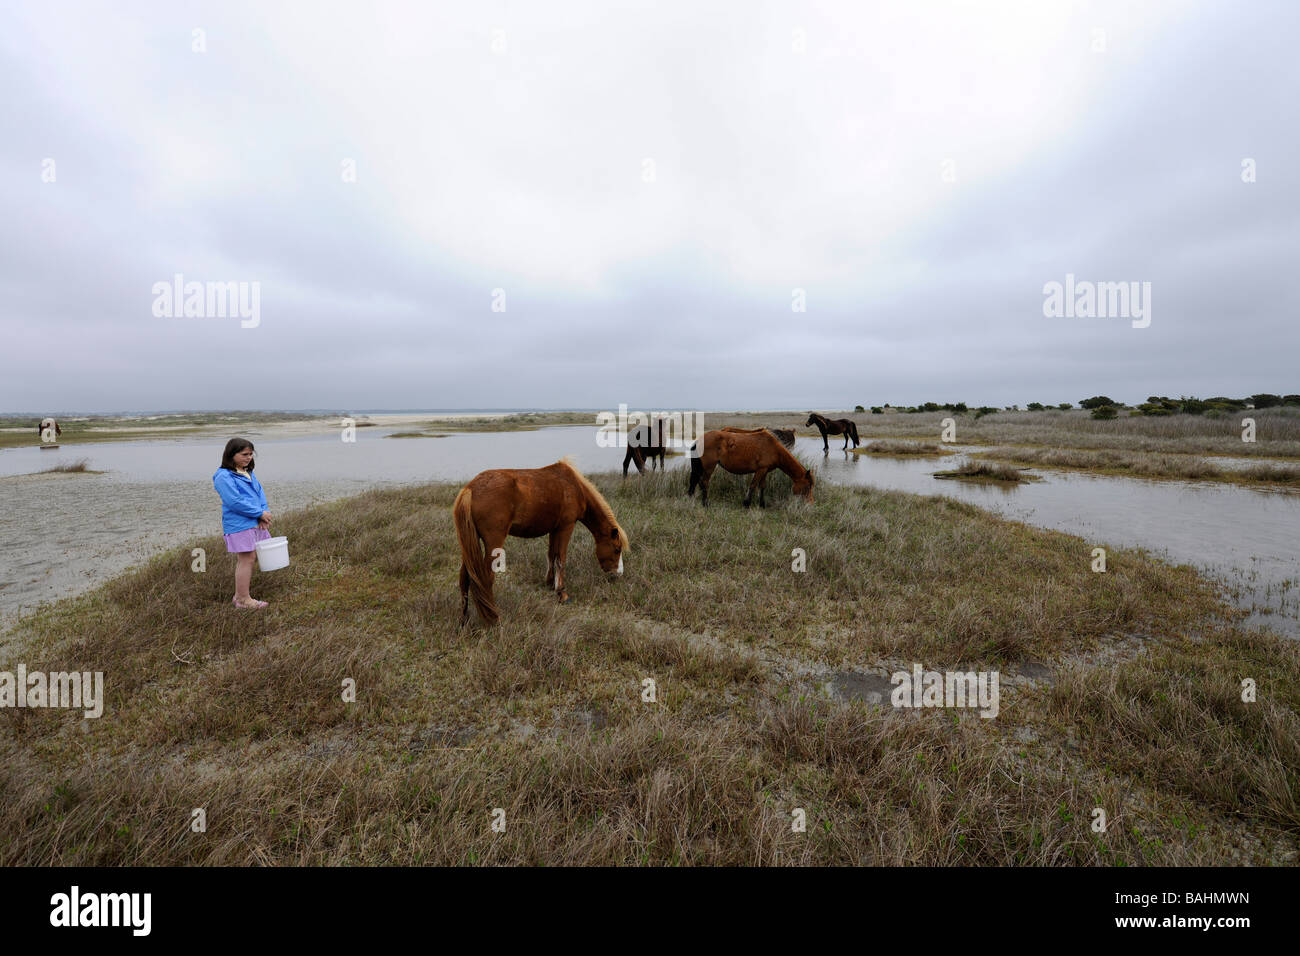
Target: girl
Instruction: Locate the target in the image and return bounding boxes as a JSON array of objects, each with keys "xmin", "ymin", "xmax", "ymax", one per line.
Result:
[{"xmin": 213, "ymin": 438, "xmax": 273, "ymax": 609}]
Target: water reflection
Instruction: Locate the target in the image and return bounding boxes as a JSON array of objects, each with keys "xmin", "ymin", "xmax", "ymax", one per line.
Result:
[{"xmin": 3, "ymin": 427, "xmax": 1295, "ymax": 636}]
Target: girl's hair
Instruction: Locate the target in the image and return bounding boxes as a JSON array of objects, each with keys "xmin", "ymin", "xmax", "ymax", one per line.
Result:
[{"xmin": 220, "ymin": 438, "xmax": 255, "ymax": 472}]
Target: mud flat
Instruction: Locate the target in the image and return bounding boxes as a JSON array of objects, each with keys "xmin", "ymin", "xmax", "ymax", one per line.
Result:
[{"xmin": 0, "ymin": 472, "xmax": 414, "ymax": 631}]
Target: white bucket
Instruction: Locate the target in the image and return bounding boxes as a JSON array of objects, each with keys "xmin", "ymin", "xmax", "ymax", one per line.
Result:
[{"xmin": 255, "ymin": 536, "xmax": 290, "ymax": 572}]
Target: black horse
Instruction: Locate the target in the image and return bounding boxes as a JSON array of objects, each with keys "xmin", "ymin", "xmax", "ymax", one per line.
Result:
[
  {"xmin": 806, "ymin": 412, "xmax": 860, "ymax": 451},
  {"xmin": 623, "ymin": 421, "xmax": 668, "ymax": 475}
]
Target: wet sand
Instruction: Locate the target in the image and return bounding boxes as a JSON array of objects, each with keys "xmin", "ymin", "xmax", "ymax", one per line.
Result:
[
  {"xmin": 0, "ymin": 472, "xmax": 412, "ymax": 629},
  {"xmin": 0, "ymin": 412, "xmax": 509, "ymax": 450}
]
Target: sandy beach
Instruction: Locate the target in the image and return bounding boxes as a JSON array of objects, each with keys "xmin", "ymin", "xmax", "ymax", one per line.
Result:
[{"xmin": 0, "ymin": 471, "xmax": 414, "ymax": 633}]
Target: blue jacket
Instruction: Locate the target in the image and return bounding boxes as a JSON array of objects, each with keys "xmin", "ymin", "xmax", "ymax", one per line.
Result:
[{"xmin": 213, "ymin": 468, "xmax": 269, "ymax": 534}]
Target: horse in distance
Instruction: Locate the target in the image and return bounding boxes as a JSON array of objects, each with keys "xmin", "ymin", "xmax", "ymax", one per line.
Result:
[{"xmin": 806, "ymin": 412, "xmax": 860, "ymax": 451}]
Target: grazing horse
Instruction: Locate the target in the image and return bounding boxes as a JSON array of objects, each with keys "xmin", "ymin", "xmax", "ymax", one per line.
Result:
[
  {"xmin": 623, "ymin": 420, "xmax": 667, "ymax": 476},
  {"xmin": 689, "ymin": 429, "xmax": 814, "ymax": 508},
  {"xmin": 454, "ymin": 458, "xmax": 628, "ymax": 625},
  {"xmin": 806, "ymin": 412, "xmax": 860, "ymax": 451},
  {"xmin": 37, "ymin": 418, "xmax": 62, "ymax": 443}
]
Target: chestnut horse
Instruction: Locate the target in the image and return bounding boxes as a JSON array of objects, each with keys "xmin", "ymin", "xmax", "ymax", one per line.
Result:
[
  {"xmin": 454, "ymin": 458, "xmax": 628, "ymax": 625},
  {"xmin": 689, "ymin": 429, "xmax": 814, "ymax": 507},
  {"xmin": 720, "ymin": 425, "xmax": 795, "ymax": 449},
  {"xmin": 806, "ymin": 412, "xmax": 860, "ymax": 451}
]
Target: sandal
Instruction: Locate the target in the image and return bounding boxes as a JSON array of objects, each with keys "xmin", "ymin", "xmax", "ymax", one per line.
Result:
[{"xmin": 233, "ymin": 597, "xmax": 268, "ymax": 609}]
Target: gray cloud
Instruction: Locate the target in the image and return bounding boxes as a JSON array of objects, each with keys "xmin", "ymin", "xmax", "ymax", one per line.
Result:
[{"xmin": 1, "ymin": 0, "xmax": 1295, "ymax": 413}]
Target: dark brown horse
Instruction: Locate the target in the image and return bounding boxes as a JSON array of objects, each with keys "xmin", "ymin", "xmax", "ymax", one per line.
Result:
[
  {"xmin": 37, "ymin": 417, "xmax": 62, "ymax": 442},
  {"xmin": 454, "ymin": 458, "xmax": 628, "ymax": 624},
  {"xmin": 689, "ymin": 429, "xmax": 814, "ymax": 507},
  {"xmin": 623, "ymin": 420, "xmax": 667, "ymax": 476},
  {"xmin": 766, "ymin": 427, "xmax": 795, "ymax": 449},
  {"xmin": 806, "ymin": 412, "xmax": 860, "ymax": 451}
]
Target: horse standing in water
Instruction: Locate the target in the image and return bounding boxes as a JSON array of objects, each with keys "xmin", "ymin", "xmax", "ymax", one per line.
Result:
[
  {"xmin": 37, "ymin": 418, "xmax": 62, "ymax": 443},
  {"xmin": 689, "ymin": 429, "xmax": 814, "ymax": 508},
  {"xmin": 454, "ymin": 458, "xmax": 628, "ymax": 625},
  {"xmin": 806, "ymin": 412, "xmax": 860, "ymax": 451}
]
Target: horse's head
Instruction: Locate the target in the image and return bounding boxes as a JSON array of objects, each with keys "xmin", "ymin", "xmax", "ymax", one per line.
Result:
[
  {"xmin": 793, "ymin": 468, "xmax": 815, "ymax": 503},
  {"xmin": 595, "ymin": 525, "xmax": 627, "ymax": 578},
  {"xmin": 805, "ymin": 413, "xmax": 818, "ymax": 427}
]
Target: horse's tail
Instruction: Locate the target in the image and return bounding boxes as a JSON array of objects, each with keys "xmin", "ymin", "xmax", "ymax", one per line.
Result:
[
  {"xmin": 453, "ymin": 487, "xmax": 499, "ymax": 624},
  {"xmin": 848, "ymin": 421, "xmax": 860, "ymax": 446},
  {"xmin": 688, "ymin": 443, "xmax": 702, "ymax": 495}
]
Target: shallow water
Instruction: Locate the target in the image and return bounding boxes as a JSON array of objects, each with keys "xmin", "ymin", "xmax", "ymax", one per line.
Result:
[
  {"xmin": 1, "ymin": 427, "xmax": 1296, "ymax": 636},
  {"xmin": 802, "ymin": 440, "xmax": 1298, "ymax": 636}
]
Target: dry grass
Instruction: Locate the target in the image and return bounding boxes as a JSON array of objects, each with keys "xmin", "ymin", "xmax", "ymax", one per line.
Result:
[
  {"xmin": 0, "ymin": 412, "xmax": 325, "ymax": 450},
  {"xmin": 37, "ymin": 458, "xmax": 97, "ymax": 474},
  {"xmin": 1, "ymin": 469, "xmax": 1294, "ymax": 865},
  {"xmin": 976, "ymin": 447, "xmax": 1300, "ymax": 489},
  {"xmin": 856, "ymin": 441, "xmax": 952, "ymax": 457},
  {"xmin": 412, "ymin": 412, "xmax": 596, "ymax": 432},
  {"xmin": 934, "ymin": 461, "xmax": 1033, "ymax": 482},
  {"xmin": 842, "ymin": 407, "xmax": 1300, "ymax": 459}
]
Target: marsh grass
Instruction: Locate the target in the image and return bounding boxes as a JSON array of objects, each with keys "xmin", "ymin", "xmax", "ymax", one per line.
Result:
[
  {"xmin": 934, "ymin": 461, "xmax": 1034, "ymax": 482},
  {"xmin": 846, "ymin": 407, "xmax": 1300, "ymax": 459},
  {"xmin": 1, "ymin": 468, "xmax": 1294, "ymax": 865},
  {"xmin": 37, "ymin": 458, "xmax": 98, "ymax": 474},
  {"xmin": 856, "ymin": 441, "xmax": 952, "ymax": 457},
  {"xmin": 0, "ymin": 412, "xmax": 332, "ymax": 450},
  {"xmin": 977, "ymin": 447, "xmax": 1300, "ymax": 489},
  {"xmin": 414, "ymin": 412, "xmax": 595, "ymax": 432}
]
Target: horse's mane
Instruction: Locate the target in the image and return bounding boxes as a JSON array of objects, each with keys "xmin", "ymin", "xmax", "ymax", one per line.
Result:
[
  {"xmin": 769, "ymin": 436, "xmax": 811, "ymax": 479},
  {"xmin": 559, "ymin": 457, "xmax": 629, "ymax": 548}
]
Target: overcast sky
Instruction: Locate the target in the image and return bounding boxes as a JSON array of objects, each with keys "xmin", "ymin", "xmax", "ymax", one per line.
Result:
[{"xmin": 2, "ymin": 0, "xmax": 1296, "ymax": 413}]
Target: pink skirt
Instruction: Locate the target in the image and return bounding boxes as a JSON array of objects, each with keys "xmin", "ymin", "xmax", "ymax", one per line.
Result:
[{"xmin": 224, "ymin": 527, "xmax": 271, "ymax": 553}]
